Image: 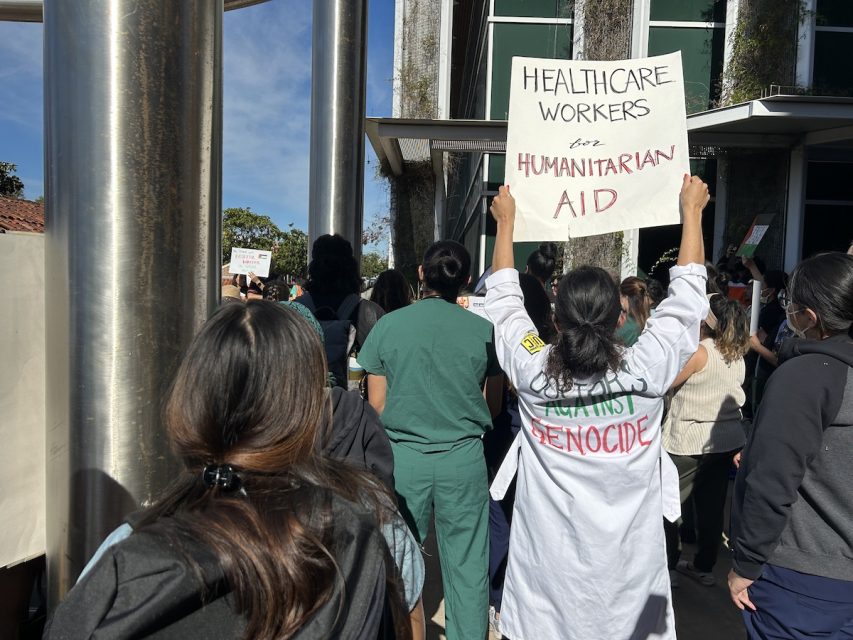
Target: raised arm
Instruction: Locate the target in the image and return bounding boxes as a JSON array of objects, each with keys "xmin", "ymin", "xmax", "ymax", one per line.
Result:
[
  {"xmin": 483, "ymin": 186, "xmax": 541, "ymax": 389},
  {"xmin": 668, "ymin": 344, "xmax": 708, "ymax": 390},
  {"xmin": 626, "ymin": 175, "xmax": 710, "ymax": 395},
  {"xmin": 677, "ymin": 174, "xmax": 709, "ymax": 266},
  {"xmin": 490, "ymin": 185, "xmax": 515, "ymax": 271},
  {"xmin": 741, "ymin": 256, "xmax": 764, "ymax": 284}
]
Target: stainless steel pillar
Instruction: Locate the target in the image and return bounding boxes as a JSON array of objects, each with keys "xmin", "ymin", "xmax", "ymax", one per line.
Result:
[
  {"xmin": 308, "ymin": 0, "xmax": 369, "ymax": 260},
  {"xmin": 0, "ymin": 0, "xmax": 270, "ymax": 22},
  {"xmin": 44, "ymin": 0, "xmax": 222, "ymax": 602}
]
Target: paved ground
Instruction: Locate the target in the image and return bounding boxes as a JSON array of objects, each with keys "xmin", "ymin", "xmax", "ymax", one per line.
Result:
[{"xmin": 420, "ymin": 526, "xmax": 744, "ymax": 640}]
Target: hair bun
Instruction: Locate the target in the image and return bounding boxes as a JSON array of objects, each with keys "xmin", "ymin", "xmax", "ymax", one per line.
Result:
[
  {"xmin": 437, "ymin": 255, "xmax": 461, "ymax": 279},
  {"xmin": 422, "ymin": 240, "xmax": 471, "ymax": 297}
]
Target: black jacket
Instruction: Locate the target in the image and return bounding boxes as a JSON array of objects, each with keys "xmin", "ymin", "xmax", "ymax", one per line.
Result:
[
  {"xmin": 44, "ymin": 494, "xmax": 393, "ymax": 639},
  {"xmin": 731, "ymin": 334, "xmax": 853, "ymax": 581},
  {"xmin": 327, "ymin": 387, "xmax": 395, "ymax": 491}
]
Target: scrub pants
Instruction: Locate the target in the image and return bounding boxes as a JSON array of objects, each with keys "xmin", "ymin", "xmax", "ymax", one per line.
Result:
[{"xmin": 391, "ymin": 439, "xmax": 489, "ymax": 640}]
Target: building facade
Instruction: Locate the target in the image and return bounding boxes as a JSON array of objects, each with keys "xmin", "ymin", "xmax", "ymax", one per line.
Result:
[{"xmin": 380, "ymin": 0, "xmax": 853, "ymax": 279}]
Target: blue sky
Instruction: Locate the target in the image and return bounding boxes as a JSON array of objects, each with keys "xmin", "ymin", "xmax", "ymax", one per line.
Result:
[{"xmin": 0, "ymin": 1, "xmax": 394, "ymax": 236}]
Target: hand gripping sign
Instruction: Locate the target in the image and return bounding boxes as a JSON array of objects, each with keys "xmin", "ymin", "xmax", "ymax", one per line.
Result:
[{"xmin": 505, "ymin": 52, "xmax": 690, "ymax": 241}]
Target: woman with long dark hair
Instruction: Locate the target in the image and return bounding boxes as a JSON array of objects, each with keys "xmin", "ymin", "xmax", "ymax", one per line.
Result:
[
  {"xmin": 729, "ymin": 252, "xmax": 853, "ymax": 638},
  {"xmin": 46, "ymin": 302, "xmax": 422, "ymax": 639},
  {"xmin": 663, "ymin": 293, "xmax": 750, "ymax": 586},
  {"xmin": 484, "ymin": 176, "xmax": 711, "ymax": 639},
  {"xmin": 295, "ymin": 234, "xmax": 386, "ymax": 387},
  {"xmin": 359, "ymin": 240, "xmax": 503, "ymax": 640},
  {"xmin": 370, "ymin": 269, "xmax": 413, "ymax": 313}
]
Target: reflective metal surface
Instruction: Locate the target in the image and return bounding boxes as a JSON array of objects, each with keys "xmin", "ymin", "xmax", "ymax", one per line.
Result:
[
  {"xmin": 44, "ymin": 0, "xmax": 222, "ymax": 602},
  {"xmin": 309, "ymin": 0, "xmax": 369, "ymax": 259},
  {"xmin": 0, "ymin": 0, "xmax": 269, "ymax": 22}
]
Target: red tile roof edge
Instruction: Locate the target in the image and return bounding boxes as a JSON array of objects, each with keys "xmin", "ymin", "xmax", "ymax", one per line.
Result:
[{"xmin": 0, "ymin": 195, "xmax": 45, "ymax": 233}]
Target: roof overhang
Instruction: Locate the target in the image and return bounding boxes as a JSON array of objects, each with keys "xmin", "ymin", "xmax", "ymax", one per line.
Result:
[
  {"xmin": 366, "ymin": 95, "xmax": 853, "ymax": 176},
  {"xmin": 365, "ymin": 118, "xmax": 508, "ymax": 177},
  {"xmin": 687, "ymin": 94, "xmax": 853, "ymax": 148}
]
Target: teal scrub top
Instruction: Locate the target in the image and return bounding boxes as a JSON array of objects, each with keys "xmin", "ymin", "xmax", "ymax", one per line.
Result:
[{"xmin": 358, "ymin": 297, "xmax": 501, "ymax": 451}]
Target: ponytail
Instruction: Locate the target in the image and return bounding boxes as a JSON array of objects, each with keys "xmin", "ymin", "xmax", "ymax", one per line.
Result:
[{"xmin": 546, "ymin": 266, "xmax": 623, "ymax": 392}]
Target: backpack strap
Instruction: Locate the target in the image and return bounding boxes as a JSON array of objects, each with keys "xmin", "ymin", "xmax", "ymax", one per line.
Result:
[{"xmin": 336, "ymin": 294, "xmax": 362, "ymax": 323}]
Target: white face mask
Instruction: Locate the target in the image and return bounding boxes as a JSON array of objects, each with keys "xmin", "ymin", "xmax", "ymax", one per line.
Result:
[
  {"xmin": 789, "ymin": 322, "xmax": 807, "ymax": 339},
  {"xmin": 786, "ymin": 307, "xmax": 811, "ymax": 339}
]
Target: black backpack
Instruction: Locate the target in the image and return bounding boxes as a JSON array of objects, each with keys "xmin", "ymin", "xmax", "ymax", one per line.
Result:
[{"xmin": 299, "ymin": 293, "xmax": 362, "ymax": 388}]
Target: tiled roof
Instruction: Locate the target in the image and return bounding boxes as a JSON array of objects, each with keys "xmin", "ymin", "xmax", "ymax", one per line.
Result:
[{"xmin": 0, "ymin": 196, "xmax": 45, "ymax": 233}]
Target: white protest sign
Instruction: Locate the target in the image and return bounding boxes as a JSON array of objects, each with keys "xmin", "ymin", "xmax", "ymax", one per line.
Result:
[
  {"xmin": 228, "ymin": 247, "xmax": 272, "ymax": 278},
  {"xmin": 505, "ymin": 52, "xmax": 690, "ymax": 240}
]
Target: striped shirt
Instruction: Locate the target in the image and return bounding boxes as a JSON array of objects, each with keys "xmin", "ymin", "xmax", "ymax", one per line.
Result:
[{"xmin": 663, "ymin": 338, "xmax": 747, "ymax": 455}]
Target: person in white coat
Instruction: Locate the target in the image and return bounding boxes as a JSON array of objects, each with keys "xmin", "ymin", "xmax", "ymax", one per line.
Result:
[{"xmin": 484, "ymin": 175, "xmax": 710, "ymax": 640}]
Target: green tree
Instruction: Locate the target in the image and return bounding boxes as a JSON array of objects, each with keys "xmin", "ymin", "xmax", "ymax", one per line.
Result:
[
  {"xmin": 0, "ymin": 162, "xmax": 25, "ymax": 198},
  {"xmin": 277, "ymin": 224, "xmax": 309, "ymax": 279},
  {"xmin": 222, "ymin": 207, "xmax": 307, "ymax": 278},
  {"xmin": 361, "ymin": 251, "xmax": 387, "ymax": 280}
]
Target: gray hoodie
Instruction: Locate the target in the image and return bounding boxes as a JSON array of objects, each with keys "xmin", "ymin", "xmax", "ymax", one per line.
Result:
[{"xmin": 731, "ymin": 334, "xmax": 853, "ymax": 581}]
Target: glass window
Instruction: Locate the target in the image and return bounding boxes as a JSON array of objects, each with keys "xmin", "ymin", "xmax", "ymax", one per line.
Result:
[
  {"xmin": 494, "ymin": 0, "xmax": 573, "ymax": 19},
  {"xmin": 650, "ymin": 0, "xmax": 726, "ymax": 23},
  {"xmin": 487, "ymin": 155, "xmax": 505, "ymax": 187},
  {"xmin": 816, "ymin": 0, "xmax": 853, "ymax": 27},
  {"xmin": 806, "ymin": 161, "xmax": 853, "ymax": 200},
  {"xmin": 802, "ymin": 204, "xmax": 853, "ymax": 256},
  {"xmin": 813, "ymin": 32, "xmax": 853, "ymax": 96},
  {"xmin": 490, "ymin": 22, "xmax": 572, "ymax": 120},
  {"xmin": 483, "ymin": 235, "xmax": 544, "ymax": 272},
  {"xmin": 648, "ymin": 26, "xmax": 725, "ymax": 113},
  {"xmin": 803, "ymin": 160, "xmax": 853, "ymax": 257},
  {"xmin": 639, "ymin": 158, "xmax": 716, "ymax": 274}
]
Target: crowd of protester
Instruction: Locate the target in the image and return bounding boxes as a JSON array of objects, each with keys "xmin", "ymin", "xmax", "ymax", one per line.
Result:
[{"xmin": 46, "ymin": 177, "xmax": 852, "ymax": 639}]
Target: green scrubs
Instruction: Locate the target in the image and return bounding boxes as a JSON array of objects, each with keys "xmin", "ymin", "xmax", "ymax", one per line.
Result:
[{"xmin": 358, "ymin": 297, "xmax": 500, "ymax": 640}]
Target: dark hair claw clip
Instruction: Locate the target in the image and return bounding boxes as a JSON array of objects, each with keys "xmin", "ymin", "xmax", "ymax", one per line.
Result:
[{"xmin": 202, "ymin": 464, "xmax": 241, "ymax": 492}]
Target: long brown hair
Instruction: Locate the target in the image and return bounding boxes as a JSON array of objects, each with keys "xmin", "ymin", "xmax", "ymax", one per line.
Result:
[
  {"xmin": 620, "ymin": 276, "xmax": 652, "ymax": 329},
  {"xmin": 136, "ymin": 301, "xmax": 409, "ymax": 639},
  {"xmin": 705, "ymin": 293, "xmax": 749, "ymax": 364}
]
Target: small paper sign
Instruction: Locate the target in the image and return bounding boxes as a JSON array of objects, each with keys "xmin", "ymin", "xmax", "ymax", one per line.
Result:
[
  {"xmin": 736, "ymin": 214, "xmax": 776, "ymax": 258},
  {"xmin": 228, "ymin": 247, "xmax": 272, "ymax": 278},
  {"xmin": 505, "ymin": 52, "xmax": 690, "ymax": 240}
]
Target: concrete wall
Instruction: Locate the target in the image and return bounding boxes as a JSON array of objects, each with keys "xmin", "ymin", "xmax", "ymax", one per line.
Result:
[{"xmin": 0, "ymin": 231, "xmax": 45, "ymax": 568}]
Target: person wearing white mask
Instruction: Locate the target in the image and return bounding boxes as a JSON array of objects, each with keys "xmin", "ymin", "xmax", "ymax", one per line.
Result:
[{"xmin": 729, "ymin": 251, "xmax": 853, "ymax": 638}]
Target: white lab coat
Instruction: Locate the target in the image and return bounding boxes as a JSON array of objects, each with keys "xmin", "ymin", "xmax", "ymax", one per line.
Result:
[{"xmin": 484, "ymin": 264, "xmax": 708, "ymax": 640}]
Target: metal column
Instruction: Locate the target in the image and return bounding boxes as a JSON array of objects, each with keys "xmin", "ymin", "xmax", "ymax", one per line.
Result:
[
  {"xmin": 43, "ymin": 0, "xmax": 222, "ymax": 602},
  {"xmin": 308, "ymin": 0, "xmax": 369, "ymax": 260}
]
